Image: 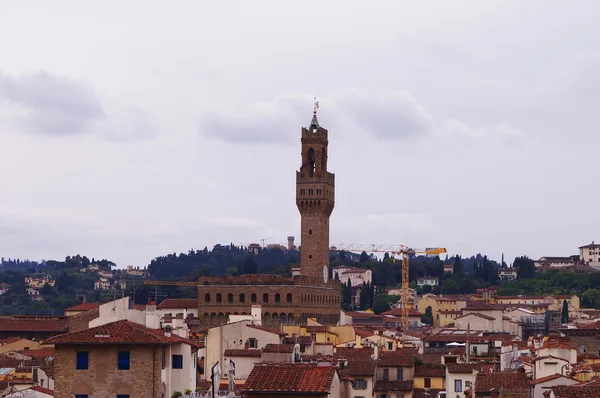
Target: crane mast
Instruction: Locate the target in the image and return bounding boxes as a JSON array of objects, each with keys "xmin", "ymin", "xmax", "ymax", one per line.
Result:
[{"xmin": 334, "ymin": 244, "xmax": 447, "ymax": 332}]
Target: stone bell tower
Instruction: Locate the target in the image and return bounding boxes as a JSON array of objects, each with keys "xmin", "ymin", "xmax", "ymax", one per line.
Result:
[{"xmin": 296, "ymin": 100, "xmax": 335, "ymax": 282}]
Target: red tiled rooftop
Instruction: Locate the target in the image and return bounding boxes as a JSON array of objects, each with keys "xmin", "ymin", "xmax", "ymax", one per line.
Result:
[
  {"xmin": 447, "ymin": 363, "xmax": 481, "ymax": 373},
  {"xmin": 0, "ymin": 317, "xmax": 67, "ymax": 333},
  {"xmin": 374, "ymin": 380, "xmax": 413, "ymax": 392},
  {"xmin": 31, "ymin": 386, "xmax": 54, "ymax": 396},
  {"xmin": 263, "ymin": 344, "xmax": 294, "ymax": 353},
  {"xmin": 552, "ymin": 384, "xmax": 600, "ymax": 398},
  {"xmin": 157, "ymin": 299, "xmax": 198, "ymax": 309},
  {"xmin": 242, "ymin": 363, "xmax": 335, "ymax": 393},
  {"xmin": 306, "ymin": 326, "xmax": 328, "ymax": 332},
  {"xmin": 344, "ymin": 360, "xmax": 376, "ymax": 376},
  {"xmin": 414, "ymin": 365, "xmax": 446, "ymax": 377},
  {"xmin": 334, "ymin": 347, "xmax": 374, "ymax": 360},
  {"xmin": 377, "ymin": 348, "xmax": 414, "ymax": 367},
  {"xmin": 223, "ymin": 349, "xmax": 262, "ymax": 357},
  {"xmin": 18, "ymin": 349, "xmax": 54, "ymax": 360},
  {"xmin": 475, "ymin": 371, "xmax": 529, "ymax": 393},
  {"xmin": 44, "ymin": 320, "xmax": 198, "ymax": 346},
  {"xmin": 530, "ymin": 373, "xmax": 570, "ymax": 385},
  {"xmin": 64, "ymin": 303, "xmax": 101, "ymax": 312}
]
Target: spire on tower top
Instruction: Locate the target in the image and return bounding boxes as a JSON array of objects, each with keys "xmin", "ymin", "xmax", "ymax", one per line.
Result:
[{"xmin": 309, "ymin": 97, "xmax": 320, "ymax": 129}]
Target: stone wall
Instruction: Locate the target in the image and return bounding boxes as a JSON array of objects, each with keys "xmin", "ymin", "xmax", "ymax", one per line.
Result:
[
  {"xmin": 53, "ymin": 344, "xmax": 162, "ymax": 398},
  {"xmin": 67, "ymin": 308, "xmax": 100, "ymax": 333}
]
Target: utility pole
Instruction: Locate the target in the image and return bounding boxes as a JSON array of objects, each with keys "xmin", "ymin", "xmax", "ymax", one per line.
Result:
[{"xmin": 466, "ymin": 323, "xmax": 471, "ymax": 364}]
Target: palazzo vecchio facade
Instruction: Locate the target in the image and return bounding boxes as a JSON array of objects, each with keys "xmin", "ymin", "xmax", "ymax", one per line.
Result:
[{"xmin": 198, "ymin": 106, "xmax": 341, "ymax": 326}]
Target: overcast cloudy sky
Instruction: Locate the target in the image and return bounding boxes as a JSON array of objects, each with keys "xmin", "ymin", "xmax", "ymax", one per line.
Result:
[{"xmin": 1, "ymin": 1, "xmax": 598, "ymax": 267}]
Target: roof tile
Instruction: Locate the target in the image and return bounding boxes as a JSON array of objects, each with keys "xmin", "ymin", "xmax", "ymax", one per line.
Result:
[
  {"xmin": 44, "ymin": 320, "xmax": 197, "ymax": 346},
  {"xmin": 242, "ymin": 363, "xmax": 335, "ymax": 393},
  {"xmin": 475, "ymin": 371, "xmax": 529, "ymax": 393},
  {"xmin": 157, "ymin": 299, "xmax": 198, "ymax": 309},
  {"xmin": 223, "ymin": 349, "xmax": 262, "ymax": 357}
]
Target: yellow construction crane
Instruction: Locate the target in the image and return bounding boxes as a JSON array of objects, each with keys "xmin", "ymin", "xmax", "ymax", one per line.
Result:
[{"xmin": 334, "ymin": 244, "xmax": 447, "ymax": 331}]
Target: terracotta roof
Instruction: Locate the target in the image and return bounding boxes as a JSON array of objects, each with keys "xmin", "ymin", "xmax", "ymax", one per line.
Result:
[
  {"xmin": 344, "ymin": 360, "xmax": 376, "ymax": 376},
  {"xmin": 447, "ymin": 363, "xmax": 480, "ymax": 373},
  {"xmin": 414, "ymin": 365, "xmax": 446, "ymax": 377},
  {"xmin": 306, "ymin": 326, "xmax": 328, "ymax": 332},
  {"xmin": 223, "ymin": 349, "xmax": 262, "ymax": 357},
  {"xmin": 334, "ymin": 347, "xmax": 374, "ymax": 360},
  {"xmin": 64, "ymin": 303, "xmax": 101, "ymax": 312},
  {"xmin": 246, "ymin": 324, "xmax": 286, "ymax": 336},
  {"xmin": 157, "ymin": 299, "xmax": 198, "ymax": 309},
  {"xmin": 382, "ymin": 309, "xmax": 422, "ymax": 317},
  {"xmin": 413, "ymin": 389, "xmax": 443, "ymax": 398},
  {"xmin": 354, "ymin": 328, "xmax": 375, "ymax": 338},
  {"xmin": 530, "ymin": 373, "xmax": 570, "ymax": 385},
  {"xmin": 44, "ymin": 320, "xmax": 197, "ymax": 346},
  {"xmin": 18, "ymin": 349, "xmax": 54, "ymax": 360},
  {"xmin": 31, "ymin": 386, "xmax": 54, "ymax": 396},
  {"xmin": 263, "ymin": 344, "xmax": 294, "ymax": 353},
  {"xmin": 552, "ymin": 384, "xmax": 600, "ymax": 397},
  {"xmin": 0, "ymin": 318, "xmax": 67, "ymax": 333},
  {"xmin": 242, "ymin": 363, "xmax": 335, "ymax": 393},
  {"xmin": 475, "ymin": 371, "xmax": 529, "ymax": 393},
  {"xmin": 457, "ymin": 312, "xmax": 495, "ymax": 321},
  {"xmin": 377, "ymin": 348, "xmax": 414, "ymax": 367},
  {"xmin": 373, "ymin": 380, "xmax": 413, "ymax": 392}
]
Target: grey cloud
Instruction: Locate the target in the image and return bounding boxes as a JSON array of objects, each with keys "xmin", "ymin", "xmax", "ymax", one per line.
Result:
[
  {"xmin": 199, "ymin": 89, "xmax": 434, "ymax": 144},
  {"xmin": 199, "ymin": 88, "xmax": 521, "ymax": 144},
  {"xmin": 0, "ymin": 70, "xmax": 105, "ymax": 135},
  {"xmin": 334, "ymin": 89, "xmax": 435, "ymax": 139},
  {"xmin": 0, "ymin": 70, "xmax": 157, "ymax": 142},
  {"xmin": 200, "ymin": 94, "xmax": 308, "ymax": 144}
]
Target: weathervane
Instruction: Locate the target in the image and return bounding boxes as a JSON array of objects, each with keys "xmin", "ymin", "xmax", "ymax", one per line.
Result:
[{"xmin": 313, "ymin": 97, "xmax": 319, "ymax": 114}]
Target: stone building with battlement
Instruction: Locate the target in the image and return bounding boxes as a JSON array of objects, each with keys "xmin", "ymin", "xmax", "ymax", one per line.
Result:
[{"xmin": 198, "ymin": 105, "xmax": 342, "ymax": 327}]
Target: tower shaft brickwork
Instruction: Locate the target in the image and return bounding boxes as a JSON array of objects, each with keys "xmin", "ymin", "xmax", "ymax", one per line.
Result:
[{"xmin": 296, "ymin": 111, "xmax": 335, "ymax": 282}]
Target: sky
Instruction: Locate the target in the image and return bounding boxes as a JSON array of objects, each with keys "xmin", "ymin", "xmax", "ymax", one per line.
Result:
[{"xmin": 0, "ymin": 0, "xmax": 598, "ymax": 268}]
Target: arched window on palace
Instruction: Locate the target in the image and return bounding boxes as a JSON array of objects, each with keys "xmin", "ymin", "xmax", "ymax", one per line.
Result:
[
  {"xmin": 263, "ymin": 293, "xmax": 269, "ymax": 303},
  {"xmin": 216, "ymin": 293, "xmax": 222, "ymax": 303}
]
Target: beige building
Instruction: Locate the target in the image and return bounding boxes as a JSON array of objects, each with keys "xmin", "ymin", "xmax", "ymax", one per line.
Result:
[
  {"xmin": 46, "ymin": 319, "xmax": 199, "ymax": 398},
  {"xmin": 580, "ymin": 241, "xmax": 600, "ymax": 264},
  {"xmin": 0, "ymin": 337, "xmax": 41, "ymax": 354},
  {"xmin": 203, "ymin": 319, "xmax": 284, "ymax": 381},
  {"xmin": 416, "ymin": 294, "xmax": 468, "ymax": 327},
  {"xmin": 445, "ymin": 364, "xmax": 479, "ymax": 398}
]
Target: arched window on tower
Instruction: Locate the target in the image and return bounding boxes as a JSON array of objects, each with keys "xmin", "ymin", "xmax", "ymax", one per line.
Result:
[
  {"xmin": 307, "ymin": 147, "xmax": 315, "ymax": 177},
  {"xmin": 321, "ymin": 148, "xmax": 327, "ymax": 172},
  {"xmin": 204, "ymin": 293, "xmax": 210, "ymax": 303},
  {"xmin": 287, "ymin": 293, "xmax": 292, "ymax": 303}
]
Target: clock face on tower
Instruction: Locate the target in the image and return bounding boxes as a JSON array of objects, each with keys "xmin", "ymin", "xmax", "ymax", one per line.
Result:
[{"xmin": 323, "ymin": 265, "xmax": 329, "ymax": 283}]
